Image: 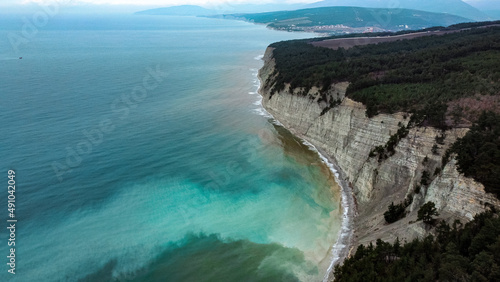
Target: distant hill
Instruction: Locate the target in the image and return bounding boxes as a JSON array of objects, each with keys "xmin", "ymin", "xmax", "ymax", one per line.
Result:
[
  {"xmin": 306, "ymin": 0, "xmax": 490, "ymax": 21},
  {"xmin": 212, "ymin": 6, "xmax": 472, "ymax": 33},
  {"xmin": 135, "ymin": 5, "xmax": 217, "ymax": 16},
  {"xmin": 212, "ymin": 3, "xmax": 305, "ymax": 13},
  {"xmin": 134, "ymin": 3, "xmax": 306, "ymax": 16},
  {"xmin": 484, "ymin": 10, "xmax": 500, "ymax": 20},
  {"xmin": 464, "ymin": 0, "xmax": 500, "ymax": 11}
]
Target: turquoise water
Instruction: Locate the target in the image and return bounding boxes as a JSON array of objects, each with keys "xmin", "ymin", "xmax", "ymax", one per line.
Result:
[{"xmin": 0, "ymin": 15, "xmax": 342, "ymax": 281}]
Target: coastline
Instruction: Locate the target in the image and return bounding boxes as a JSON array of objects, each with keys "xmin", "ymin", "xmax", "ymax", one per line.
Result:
[
  {"xmin": 247, "ymin": 23, "xmax": 500, "ymax": 281},
  {"xmin": 255, "ymin": 62, "xmax": 357, "ymax": 281},
  {"xmin": 315, "ymin": 146, "xmax": 356, "ymax": 282}
]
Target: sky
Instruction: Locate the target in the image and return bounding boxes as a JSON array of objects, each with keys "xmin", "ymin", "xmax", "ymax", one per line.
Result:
[
  {"xmin": 0, "ymin": 0, "xmax": 495, "ymax": 13},
  {"xmin": 1, "ymin": 0, "xmax": 483, "ymax": 4},
  {"xmin": 0, "ymin": 0, "xmax": 332, "ymax": 15},
  {"xmin": 2, "ymin": 0, "xmax": 314, "ymax": 7}
]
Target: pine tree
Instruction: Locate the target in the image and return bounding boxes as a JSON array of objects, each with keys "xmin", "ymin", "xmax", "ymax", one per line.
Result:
[{"xmin": 417, "ymin": 201, "xmax": 439, "ymax": 224}]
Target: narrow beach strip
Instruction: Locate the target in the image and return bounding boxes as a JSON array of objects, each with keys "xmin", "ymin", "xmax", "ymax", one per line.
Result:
[{"xmin": 253, "ymin": 59, "xmax": 357, "ymax": 281}]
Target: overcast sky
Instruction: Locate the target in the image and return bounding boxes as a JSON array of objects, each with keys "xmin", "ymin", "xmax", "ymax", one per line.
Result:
[
  {"xmin": 1, "ymin": 0, "xmax": 313, "ymax": 6},
  {"xmin": 0, "ymin": 0, "xmax": 491, "ymax": 10},
  {"xmin": 9, "ymin": 0, "xmax": 480, "ymax": 3}
]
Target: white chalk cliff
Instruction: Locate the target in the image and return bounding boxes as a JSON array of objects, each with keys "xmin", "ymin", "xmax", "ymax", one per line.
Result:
[{"xmin": 259, "ymin": 47, "xmax": 500, "ymax": 249}]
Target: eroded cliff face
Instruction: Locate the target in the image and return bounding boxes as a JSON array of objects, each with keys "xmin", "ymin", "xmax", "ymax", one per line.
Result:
[{"xmin": 260, "ymin": 47, "xmax": 500, "ymax": 247}]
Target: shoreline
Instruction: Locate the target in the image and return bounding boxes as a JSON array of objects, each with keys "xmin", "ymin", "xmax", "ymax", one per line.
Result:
[
  {"xmin": 254, "ymin": 63, "xmax": 357, "ymax": 281},
  {"xmin": 294, "ymin": 138, "xmax": 357, "ymax": 281},
  {"xmin": 315, "ymin": 146, "xmax": 356, "ymax": 282}
]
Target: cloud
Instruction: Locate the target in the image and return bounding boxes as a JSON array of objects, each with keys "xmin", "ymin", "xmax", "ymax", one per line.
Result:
[{"xmin": 10, "ymin": 0, "xmax": 312, "ymax": 6}]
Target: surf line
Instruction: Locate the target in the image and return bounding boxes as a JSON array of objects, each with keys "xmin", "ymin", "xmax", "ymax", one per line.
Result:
[{"xmin": 251, "ymin": 55, "xmax": 356, "ymax": 282}]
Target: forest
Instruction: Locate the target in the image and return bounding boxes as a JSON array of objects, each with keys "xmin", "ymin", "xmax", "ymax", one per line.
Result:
[
  {"xmin": 268, "ymin": 22, "xmax": 500, "ymax": 127},
  {"xmin": 451, "ymin": 111, "xmax": 500, "ymax": 198},
  {"xmin": 333, "ymin": 210, "xmax": 500, "ymax": 281},
  {"xmin": 268, "ymin": 21, "xmax": 500, "ymax": 203}
]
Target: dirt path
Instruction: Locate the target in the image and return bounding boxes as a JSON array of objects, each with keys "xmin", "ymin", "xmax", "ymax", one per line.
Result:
[{"xmin": 311, "ymin": 24, "xmax": 500, "ymax": 50}]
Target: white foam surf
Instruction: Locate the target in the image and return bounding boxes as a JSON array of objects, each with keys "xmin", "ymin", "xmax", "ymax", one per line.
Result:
[
  {"xmin": 249, "ymin": 54, "xmax": 354, "ymax": 282},
  {"xmin": 254, "ymin": 54, "xmax": 264, "ymax": 61}
]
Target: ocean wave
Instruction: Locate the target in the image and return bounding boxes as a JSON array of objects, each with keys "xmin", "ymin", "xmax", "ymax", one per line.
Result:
[
  {"xmin": 248, "ymin": 55, "xmax": 353, "ymax": 282},
  {"xmin": 254, "ymin": 54, "xmax": 264, "ymax": 61},
  {"xmin": 252, "ymin": 107, "xmax": 273, "ymax": 119},
  {"xmin": 285, "ymin": 127, "xmax": 352, "ymax": 282},
  {"xmin": 297, "ymin": 133, "xmax": 352, "ymax": 282}
]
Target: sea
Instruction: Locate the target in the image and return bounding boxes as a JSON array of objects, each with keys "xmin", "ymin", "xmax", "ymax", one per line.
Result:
[{"xmin": 0, "ymin": 13, "xmax": 343, "ymax": 282}]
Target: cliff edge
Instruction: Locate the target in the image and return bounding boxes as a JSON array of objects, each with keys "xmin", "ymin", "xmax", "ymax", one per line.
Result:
[{"xmin": 259, "ymin": 47, "xmax": 500, "ymax": 269}]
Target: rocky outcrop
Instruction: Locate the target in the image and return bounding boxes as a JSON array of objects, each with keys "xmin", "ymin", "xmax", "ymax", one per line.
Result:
[
  {"xmin": 259, "ymin": 47, "xmax": 500, "ymax": 250},
  {"xmin": 423, "ymin": 159, "xmax": 500, "ymax": 220}
]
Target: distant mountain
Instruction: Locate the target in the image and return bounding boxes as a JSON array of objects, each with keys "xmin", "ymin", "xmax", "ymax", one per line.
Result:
[
  {"xmin": 213, "ymin": 6, "xmax": 472, "ymax": 32},
  {"xmin": 135, "ymin": 5, "xmax": 217, "ymax": 16},
  {"xmin": 135, "ymin": 4, "xmax": 306, "ymax": 16},
  {"xmin": 306, "ymin": 0, "xmax": 490, "ymax": 21},
  {"xmin": 464, "ymin": 0, "xmax": 499, "ymax": 10},
  {"xmin": 465, "ymin": 0, "xmax": 500, "ymax": 20},
  {"xmin": 484, "ymin": 10, "xmax": 500, "ymax": 19},
  {"xmin": 207, "ymin": 3, "xmax": 305, "ymax": 14}
]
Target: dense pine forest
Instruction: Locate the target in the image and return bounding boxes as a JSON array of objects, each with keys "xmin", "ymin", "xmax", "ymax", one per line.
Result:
[
  {"xmin": 267, "ymin": 22, "xmax": 500, "ymax": 194},
  {"xmin": 333, "ymin": 211, "xmax": 500, "ymax": 281},
  {"xmin": 451, "ymin": 111, "xmax": 500, "ymax": 198},
  {"xmin": 268, "ymin": 22, "xmax": 500, "ymax": 126}
]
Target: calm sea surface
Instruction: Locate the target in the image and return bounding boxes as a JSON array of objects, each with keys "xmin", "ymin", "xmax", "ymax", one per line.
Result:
[{"xmin": 0, "ymin": 14, "xmax": 342, "ymax": 281}]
